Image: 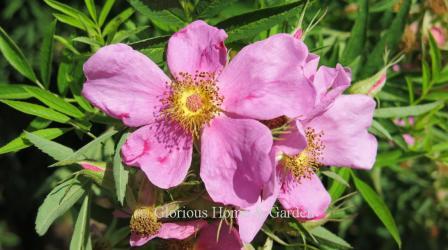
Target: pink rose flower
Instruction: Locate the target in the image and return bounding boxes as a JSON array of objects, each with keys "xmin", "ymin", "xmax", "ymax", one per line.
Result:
[
  {"xmin": 82, "ymin": 20, "xmax": 315, "ymax": 209},
  {"xmin": 236, "ymin": 52, "xmax": 378, "ymax": 243}
]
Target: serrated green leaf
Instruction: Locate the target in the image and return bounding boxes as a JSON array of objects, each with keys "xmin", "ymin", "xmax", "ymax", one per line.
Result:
[
  {"xmin": 1, "ymin": 100, "xmax": 71, "ymax": 123},
  {"xmin": 215, "ymin": 1, "xmax": 304, "ymax": 43},
  {"xmin": 24, "ymin": 87, "xmax": 84, "ymax": 119},
  {"xmin": 374, "ymin": 101, "xmax": 443, "ymax": 118},
  {"xmin": 102, "ymin": 8, "xmax": 134, "ymax": 36},
  {"xmin": 341, "ymin": 0, "xmax": 368, "ymax": 65},
  {"xmin": 0, "ymin": 84, "xmax": 33, "ymax": 99},
  {"xmin": 113, "ymin": 133, "xmax": 129, "ymax": 205},
  {"xmin": 51, "ymin": 129, "xmax": 117, "ymax": 167},
  {"xmin": 140, "ymin": 47, "xmax": 165, "ymax": 65},
  {"xmin": 70, "ymin": 194, "xmax": 91, "ymax": 250},
  {"xmin": 310, "ymin": 226, "xmax": 352, "ymax": 249},
  {"xmin": 198, "ymin": 0, "xmax": 238, "ymax": 19},
  {"xmin": 53, "ymin": 13, "xmax": 85, "ymax": 30},
  {"xmin": 98, "ymin": 0, "xmax": 115, "ymax": 27},
  {"xmin": 129, "ymin": 0, "xmax": 186, "ymax": 32},
  {"xmin": 35, "ymin": 177, "xmax": 90, "ymax": 236},
  {"xmin": 0, "ymin": 26, "xmax": 37, "ymax": 83},
  {"xmin": 0, "ymin": 128, "xmax": 70, "ymax": 155},
  {"xmin": 44, "ymin": 0, "xmax": 95, "ymax": 29},
  {"xmin": 40, "ymin": 20, "xmax": 56, "ymax": 88},
  {"xmin": 351, "ymin": 171, "xmax": 401, "ymax": 248},
  {"xmin": 72, "ymin": 36, "xmax": 101, "ymax": 47},
  {"xmin": 25, "ymin": 131, "xmax": 74, "ymax": 161}
]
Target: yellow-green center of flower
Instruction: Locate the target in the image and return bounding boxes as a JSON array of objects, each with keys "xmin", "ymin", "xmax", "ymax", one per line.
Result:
[
  {"xmin": 281, "ymin": 127, "xmax": 325, "ymax": 180},
  {"xmin": 129, "ymin": 207, "xmax": 162, "ymax": 236},
  {"xmin": 162, "ymin": 72, "xmax": 223, "ymax": 138}
]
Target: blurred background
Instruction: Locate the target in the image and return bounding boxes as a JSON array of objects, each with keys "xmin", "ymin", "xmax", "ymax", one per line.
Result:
[{"xmin": 1, "ymin": 0, "xmax": 448, "ymax": 249}]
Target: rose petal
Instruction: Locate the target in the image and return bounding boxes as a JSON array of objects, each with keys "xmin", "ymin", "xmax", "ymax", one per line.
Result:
[
  {"xmin": 218, "ymin": 34, "xmax": 315, "ymax": 120},
  {"xmin": 82, "ymin": 44, "xmax": 168, "ymax": 127},
  {"xmin": 305, "ymin": 94, "xmax": 378, "ymax": 169},
  {"xmin": 200, "ymin": 116, "xmax": 273, "ymax": 208},
  {"xmin": 273, "ymin": 120, "xmax": 307, "ymax": 156},
  {"xmin": 195, "ymin": 221, "xmax": 243, "ymax": 250},
  {"xmin": 157, "ymin": 221, "xmax": 208, "ymax": 240},
  {"xmin": 278, "ymin": 172, "xmax": 330, "ymax": 220},
  {"xmin": 167, "ymin": 20, "xmax": 228, "ymax": 76},
  {"xmin": 122, "ymin": 123, "xmax": 193, "ymax": 189}
]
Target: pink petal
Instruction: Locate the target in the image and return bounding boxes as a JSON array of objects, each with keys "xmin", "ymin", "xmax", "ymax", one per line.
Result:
[
  {"xmin": 273, "ymin": 120, "xmax": 307, "ymax": 156},
  {"xmin": 121, "ymin": 123, "xmax": 193, "ymax": 189},
  {"xmin": 200, "ymin": 116, "xmax": 273, "ymax": 208},
  {"xmin": 306, "ymin": 64, "xmax": 351, "ymax": 120},
  {"xmin": 167, "ymin": 20, "xmax": 227, "ymax": 76},
  {"xmin": 218, "ymin": 34, "xmax": 315, "ymax": 120},
  {"xmin": 305, "ymin": 94, "xmax": 378, "ymax": 169},
  {"xmin": 237, "ymin": 173, "xmax": 280, "ymax": 243},
  {"xmin": 304, "ymin": 53, "xmax": 320, "ymax": 81},
  {"xmin": 157, "ymin": 221, "xmax": 208, "ymax": 240},
  {"xmin": 278, "ymin": 172, "xmax": 330, "ymax": 220},
  {"xmin": 403, "ymin": 134, "xmax": 415, "ymax": 146},
  {"xmin": 195, "ymin": 221, "xmax": 243, "ymax": 250},
  {"xmin": 82, "ymin": 44, "xmax": 169, "ymax": 127},
  {"xmin": 129, "ymin": 220, "xmax": 207, "ymax": 247}
]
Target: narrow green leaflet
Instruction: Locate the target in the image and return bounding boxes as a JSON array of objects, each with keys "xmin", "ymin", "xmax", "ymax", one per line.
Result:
[
  {"xmin": 374, "ymin": 101, "xmax": 443, "ymax": 118},
  {"xmin": 53, "ymin": 14, "xmax": 85, "ymax": 30},
  {"xmin": 341, "ymin": 0, "xmax": 368, "ymax": 65},
  {"xmin": 141, "ymin": 47, "xmax": 165, "ymax": 65},
  {"xmin": 102, "ymin": 8, "xmax": 135, "ymax": 36},
  {"xmin": 113, "ymin": 132, "xmax": 130, "ymax": 205},
  {"xmin": 25, "ymin": 131, "xmax": 74, "ymax": 161},
  {"xmin": 0, "ymin": 84, "xmax": 33, "ymax": 99},
  {"xmin": 0, "ymin": 128, "xmax": 70, "ymax": 154},
  {"xmin": 351, "ymin": 172, "xmax": 401, "ymax": 248},
  {"xmin": 24, "ymin": 87, "xmax": 85, "ymax": 119},
  {"xmin": 39, "ymin": 20, "xmax": 56, "ymax": 88},
  {"xmin": 98, "ymin": 0, "xmax": 115, "ymax": 27},
  {"xmin": 44, "ymin": 0, "xmax": 95, "ymax": 29},
  {"xmin": 328, "ymin": 168, "xmax": 351, "ymax": 200},
  {"xmin": 35, "ymin": 177, "xmax": 90, "ymax": 236},
  {"xmin": 215, "ymin": 0, "xmax": 304, "ymax": 43},
  {"xmin": 0, "ymin": 27, "xmax": 37, "ymax": 83},
  {"xmin": 84, "ymin": 0, "xmax": 97, "ymax": 22},
  {"xmin": 310, "ymin": 226, "xmax": 352, "ymax": 249},
  {"xmin": 1, "ymin": 100, "xmax": 71, "ymax": 123},
  {"xmin": 370, "ymin": 120, "xmax": 393, "ymax": 141},
  {"xmin": 70, "ymin": 194, "xmax": 91, "ymax": 250},
  {"xmin": 428, "ymin": 33, "xmax": 442, "ymax": 80},
  {"xmin": 129, "ymin": 0, "xmax": 186, "ymax": 32},
  {"xmin": 198, "ymin": 0, "xmax": 238, "ymax": 19},
  {"xmin": 52, "ymin": 129, "xmax": 117, "ymax": 167}
]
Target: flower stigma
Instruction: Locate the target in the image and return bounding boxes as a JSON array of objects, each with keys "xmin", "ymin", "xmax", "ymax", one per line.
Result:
[
  {"xmin": 130, "ymin": 207, "xmax": 162, "ymax": 236},
  {"xmin": 162, "ymin": 72, "xmax": 223, "ymax": 138},
  {"xmin": 281, "ymin": 127, "xmax": 325, "ymax": 180}
]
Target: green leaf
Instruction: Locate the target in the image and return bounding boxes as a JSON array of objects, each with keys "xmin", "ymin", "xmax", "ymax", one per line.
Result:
[
  {"xmin": 113, "ymin": 133, "xmax": 130, "ymax": 205},
  {"xmin": 129, "ymin": 0, "xmax": 186, "ymax": 32},
  {"xmin": 0, "ymin": 84, "xmax": 33, "ymax": 99},
  {"xmin": 428, "ymin": 32, "xmax": 442, "ymax": 80},
  {"xmin": 361, "ymin": 0, "xmax": 411, "ymax": 77},
  {"xmin": 52, "ymin": 129, "xmax": 117, "ymax": 167},
  {"xmin": 54, "ymin": 35, "xmax": 81, "ymax": 55},
  {"xmin": 102, "ymin": 8, "xmax": 135, "ymax": 36},
  {"xmin": 310, "ymin": 226, "xmax": 352, "ymax": 249},
  {"xmin": 0, "ymin": 26, "xmax": 37, "ymax": 83},
  {"xmin": 140, "ymin": 47, "xmax": 165, "ymax": 65},
  {"xmin": 340, "ymin": 0, "xmax": 368, "ymax": 65},
  {"xmin": 98, "ymin": 0, "xmax": 115, "ymax": 27},
  {"xmin": 53, "ymin": 14, "xmax": 85, "ymax": 30},
  {"xmin": 57, "ymin": 62, "xmax": 70, "ymax": 95},
  {"xmin": 35, "ymin": 177, "xmax": 90, "ymax": 236},
  {"xmin": 44, "ymin": 0, "xmax": 95, "ymax": 29},
  {"xmin": 39, "ymin": 20, "xmax": 57, "ymax": 88},
  {"xmin": 1, "ymin": 100, "xmax": 71, "ymax": 123},
  {"xmin": 321, "ymin": 170, "xmax": 350, "ymax": 188},
  {"xmin": 85, "ymin": 0, "xmax": 97, "ymax": 22},
  {"xmin": 328, "ymin": 168, "xmax": 351, "ymax": 200},
  {"xmin": 370, "ymin": 120, "xmax": 393, "ymax": 140},
  {"xmin": 70, "ymin": 194, "xmax": 91, "ymax": 250},
  {"xmin": 215, "ymin": 1, "xmax": 304, "ymax": 43},
  {"xmin": 374, "ymin": 101, "xmax": 443, "ymax": 118},
  {"xmin": 351, "ymin": 172, "xmax": 401, "ymax": 248},
  {"xmin": 25, "ymin": 131, "xmax": 74, "ymax": 161},
  {"xmin": 24, "ymin": 86, "xmax": 84, "ymax": 119},
  {"xmin": 0, "ymin": 128, "xmax": 70, "ymax": 155},
  {"xmin": 198, "ymin": 0, "xmax": 237, "ymax": 19}
]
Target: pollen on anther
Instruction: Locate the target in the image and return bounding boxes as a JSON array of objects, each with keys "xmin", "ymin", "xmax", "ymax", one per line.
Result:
[{"xmin": 130, "ymin": 207, "xmax": 162, "ymax": 236}]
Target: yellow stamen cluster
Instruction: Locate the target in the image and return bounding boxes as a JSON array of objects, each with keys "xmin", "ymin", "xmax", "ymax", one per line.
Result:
[
  {"xmin": 281, "ymin": 127, "xmax": 325, "ymax": 181},
  {"xmin": 130, "ymin": 207, "xmax": 161, "ymax": 236},
  {"xmin": 162, "ymin": 72, "xmax": 223, "ymax": 138},
  {"xmin": 164, "ymin": 239, "xmax": 195, "ymax": 250}
]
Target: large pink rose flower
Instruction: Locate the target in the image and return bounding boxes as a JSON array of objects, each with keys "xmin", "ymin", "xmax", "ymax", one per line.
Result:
[
  {"xmin": 82, "ymin": 20, "xmax": 315, "ymax": 208},
  {"xmin": 236, "ymin": 52, "xmax": 378, "ymax": 243}
]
